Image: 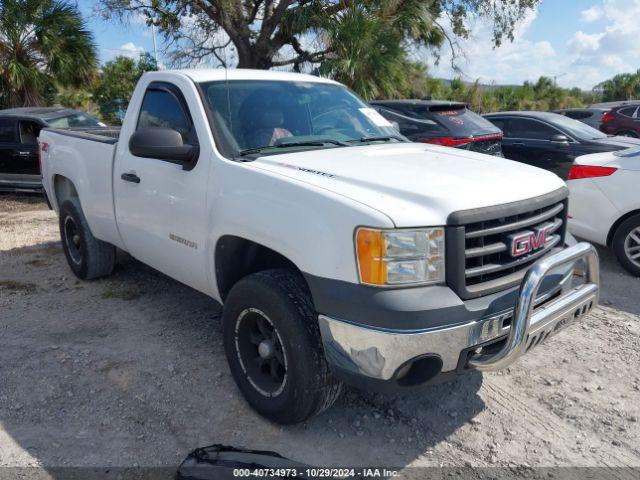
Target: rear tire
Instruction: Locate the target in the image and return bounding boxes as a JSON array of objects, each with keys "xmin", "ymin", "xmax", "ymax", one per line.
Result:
[
  {"xmin": 612, "ymin": 214, "xmax": 640, "ymax": 277},
  {"xmin": 222, "ymin": 269, "xmax": 343, "ymax": 424},
  {"xmin": 59, "ymin": 198, "xmax": 116, "ymax": 280}
]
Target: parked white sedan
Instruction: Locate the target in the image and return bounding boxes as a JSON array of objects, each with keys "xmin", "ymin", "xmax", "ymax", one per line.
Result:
[{"xmin": 568, "ymin": 148, "xmax": 640, "ymax": 276}]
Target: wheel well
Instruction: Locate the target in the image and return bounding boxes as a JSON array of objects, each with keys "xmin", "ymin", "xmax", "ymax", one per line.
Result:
[
  {"xmin": 53, "ymin": 175, "xmax": 79, "ymax": 209},
  {"xmin": 607, "ymin": 209, "xmax": 640, "ymax": 246},
  {"xmin": 215, "ymin": 236, "xmax": 306, "ymax": 301}
]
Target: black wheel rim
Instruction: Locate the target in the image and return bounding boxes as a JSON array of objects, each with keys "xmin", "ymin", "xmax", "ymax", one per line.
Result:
[
  {"xmin": 234, "ymin": 308, "xmax": 288, "ymax": 397},
  {"xmin": 63, "ymin": 216, "xmax": 82, "ymax": 265}
]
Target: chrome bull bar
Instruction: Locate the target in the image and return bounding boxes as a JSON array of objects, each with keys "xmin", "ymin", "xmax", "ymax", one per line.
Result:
[{"xmin": 467, "ymin": 242, "xmax": 600, "ymax": 371}]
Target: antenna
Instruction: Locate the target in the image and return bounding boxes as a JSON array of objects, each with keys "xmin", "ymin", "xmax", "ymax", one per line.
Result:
[{"xmin": 151, "ymin": 23, "xmax": 159, "ymax": 68}]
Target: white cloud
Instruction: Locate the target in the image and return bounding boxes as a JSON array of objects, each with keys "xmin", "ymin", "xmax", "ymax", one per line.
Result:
[
  {"xmin": 102, "ymin": 42, "xmax": 147, "ymax": 61},
  {"xmin": 118, "ymin": 42, "xmax": 146, "ymax": 59},
  {"xmin": 567, "ymin": 31, "xmax": 604, "ymax": 53},
  {"xmin": 427, "ymin": 1, "xmax": 640, "ymax": 90},
  {"xmin": 581, "ymin": 5, "xmax": 604, "ymax": 22},
  {"xmin": 563, "ymin": 0, "xmax": 640, "ymax": 87},
  {"xmin": 425, "ymin": 10, "xmax": 560, "ymax": 87}
]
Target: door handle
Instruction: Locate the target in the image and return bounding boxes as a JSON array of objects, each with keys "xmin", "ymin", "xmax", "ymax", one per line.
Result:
[
  {"xmin": 17, "ymin": 151, "xmax": 31, "ymax": 156},
  {"xmin": 512, "ymin": 142, "xmax": 525, "ymax": 147},
  {"xmin": 121, "ymin": 172, "xmax": 141, "ymax": 184}
]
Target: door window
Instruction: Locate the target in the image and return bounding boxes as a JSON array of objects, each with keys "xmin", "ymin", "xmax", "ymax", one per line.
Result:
[
  {"xmin": 618, "ymin": 106, "xmax": 638, "ymax": 118},
  {"xmin": 507, "ymin": 119, "xmax": 559, "ymax": 140},
  {"xmin": 19, "ymin": 121, "xmax": 42, "ymax": 145},
  {"xmin": 486, "ymin": 118, "xmax": 507, "ymax": 132},
  {"xmin": 137, "ymin": 86, "xmax": 196, "ymax": 144},
  {"xmin": 0, "ymin": 119, "xmax": 17, "ymax": 143}
]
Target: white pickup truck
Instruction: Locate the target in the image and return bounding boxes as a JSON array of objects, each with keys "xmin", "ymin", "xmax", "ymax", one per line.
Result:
[{"xmin": 40, "ymin": 69, "xmax": 600, "ymax": 424}]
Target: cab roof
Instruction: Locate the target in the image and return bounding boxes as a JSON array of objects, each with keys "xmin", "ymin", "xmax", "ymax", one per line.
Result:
[{"xmin": 157, "ymin": 68, "xmax": 338, "ymax": 85}]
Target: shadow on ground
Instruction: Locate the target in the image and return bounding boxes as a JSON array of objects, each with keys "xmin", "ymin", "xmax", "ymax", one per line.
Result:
[
  {"xmin": 0, "ymin": 240, "xmax": 486, "ymax": 476},
  {"xmin": 591, "ymin": 244, "xmax": 640, "ymax": 316}
]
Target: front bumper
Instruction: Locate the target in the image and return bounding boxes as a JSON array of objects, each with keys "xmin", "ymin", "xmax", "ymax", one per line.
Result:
[{"xmin": 318, "ymin": 242, "xmax": 599, "ymax": 387}]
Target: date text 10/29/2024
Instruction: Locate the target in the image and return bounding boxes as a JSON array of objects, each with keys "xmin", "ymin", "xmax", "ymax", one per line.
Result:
[{"xmin": 232, "ymin": 468, "xmax": 400, "ymax": 478}]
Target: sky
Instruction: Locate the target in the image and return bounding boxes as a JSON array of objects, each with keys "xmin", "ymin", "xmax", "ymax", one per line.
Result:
[{"xmin": 77, "ymin": 0, "xmax": 640, "ymax": 90}]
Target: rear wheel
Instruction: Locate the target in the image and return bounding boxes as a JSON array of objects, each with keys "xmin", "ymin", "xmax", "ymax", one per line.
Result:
[
  {"xmin": 612, "ymin": 214, "xmax": 640, "ymax": 277},
  {"xmin": 222, "ymin": 269, "xmax": 343, "ymax": 424},
  {"xmin": 59, "ymin": 198, "xmax": 116, "ymax": 280}
]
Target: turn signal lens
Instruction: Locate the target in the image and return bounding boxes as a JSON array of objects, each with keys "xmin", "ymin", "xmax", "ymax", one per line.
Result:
[{"xmin": 356, "ymin": 228, "xmax": 445, "ymax": 286}]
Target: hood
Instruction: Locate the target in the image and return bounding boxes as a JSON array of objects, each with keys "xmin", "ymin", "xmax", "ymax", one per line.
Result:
[
  {"xmin": 592, "ymin": 136, "xmax": 640, "ymax": 149},
  {"xmin": 250, "ymin": 143, "xmax": 566, "ymax": 227}
]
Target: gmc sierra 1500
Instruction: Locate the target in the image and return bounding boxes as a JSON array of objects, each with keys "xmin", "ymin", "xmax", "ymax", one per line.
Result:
[{"xmin": 39, "ymin": 69, "xmax": 600, "ymax": 424}]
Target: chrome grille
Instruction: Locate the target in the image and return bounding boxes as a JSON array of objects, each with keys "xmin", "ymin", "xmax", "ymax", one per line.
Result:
[
  {"xmin": 445, "ymin": 189, "xmax": 569, "ymax": 300},
  {"xmin": 464, "ymin": 201, "xmax": 566, "ymax": 288}
]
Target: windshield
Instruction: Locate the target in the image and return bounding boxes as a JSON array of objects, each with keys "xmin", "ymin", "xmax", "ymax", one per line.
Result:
[
  {"xmin": 199, "ymin": 80, "xmax": 401, "ymax": 158},
  {"xmin": 550, "ymin": 114, "xmax": 607, "ymax": 140},
  {"xmin": 48, "ymin": 112, "xmax": 104, "ymax": 129}
]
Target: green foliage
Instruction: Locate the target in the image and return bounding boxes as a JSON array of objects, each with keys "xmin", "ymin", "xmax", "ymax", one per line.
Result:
[
  {"xmin": 595, "ymin": 70, "xmax": 640, "ymax": 102},
  {"xmin": 93, "ymin": 53, "xmax": 157, "ymax": 124},
  {"xmin": 0, "ymin": 0, "xmax": 98, "ymax": 108},
  {"xmin": 99, "ymin": 0, "xmax": 541, "ymax": 75},
  {"xmin": 318, "ymin": 1, "xmax": 443, "ymax": 100},
  {"xmin": 389, "ymin": 72, "xmax": 589, "ymax": 113}
]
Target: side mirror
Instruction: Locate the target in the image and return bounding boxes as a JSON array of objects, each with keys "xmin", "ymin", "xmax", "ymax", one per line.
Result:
[
  {"xmin": 129, "ymin": 127, "xmax": 198, "ymax": 167},
  {"xmin": 551, "ymin": 134, "xmax": 570, "ymax": 145}
]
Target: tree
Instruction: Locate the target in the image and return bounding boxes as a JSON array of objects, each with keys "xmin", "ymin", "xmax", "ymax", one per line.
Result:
[
  {"xmin": 0, "ymin": 0, "xmax": 97, "ymax": 108},
  {"xmin": 595, "ymin": 70, "xmax": 640, "ymax": 102},
  {"xmin": 99, "ymin": 0, "xmax": 540, "ymax": 72},
  {"xmin": 93, "ymin": 53, "xmax": 157, "ymax": 123},
  {"xmin": 317, "ymin": 1, "xmax": 443, "ymax": 99}
]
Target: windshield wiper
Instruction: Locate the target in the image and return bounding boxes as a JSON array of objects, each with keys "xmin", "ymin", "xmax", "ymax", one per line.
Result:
[
  {"xmin": 350, "ymin": 135, "xmax": 406, "ymax": 144},
  {"xmin": 239, "ymin": 139, "xmax": 350, "ymax": 157}
]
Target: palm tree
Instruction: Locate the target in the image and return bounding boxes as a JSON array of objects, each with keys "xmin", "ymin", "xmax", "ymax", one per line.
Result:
[
  {"xmin": 0, "ymin": 0, "xmax": 97, "ymax": 107},
  {"xmin": 318, "ymin": 0, "xmax": 444, "ymax": 100}
]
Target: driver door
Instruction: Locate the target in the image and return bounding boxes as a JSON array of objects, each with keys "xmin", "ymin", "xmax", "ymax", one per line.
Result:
[
  {"xmin": 113, "ymin": 80, "xmax": 212, "ymax": 293},
  {"xmin": 502, "ymin": 118, "xmax": 575, "ymax": 178}
]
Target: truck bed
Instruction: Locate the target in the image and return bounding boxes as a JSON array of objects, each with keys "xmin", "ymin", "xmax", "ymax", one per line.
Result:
[
  {"xmin": 43, "ymin": 127, "xmax": 121, "ymax": 144},
  {"xmin": 39, "ymin": 126, "xmax": 123, "ymax": 250}
]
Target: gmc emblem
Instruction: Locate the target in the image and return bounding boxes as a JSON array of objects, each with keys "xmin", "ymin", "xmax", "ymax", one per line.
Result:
[{"xmin": 508, "ymin": 223, "xmax": 555, "ymax": 257}]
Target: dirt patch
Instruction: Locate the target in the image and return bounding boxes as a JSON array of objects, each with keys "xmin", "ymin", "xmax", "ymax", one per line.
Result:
[
  {"xmin": 0, "ymin": 279, "xmax": 36, "ymax": 292},
  {"xmin": 0, "ymin": 193, "xmax": 638, "ymax": 471}
]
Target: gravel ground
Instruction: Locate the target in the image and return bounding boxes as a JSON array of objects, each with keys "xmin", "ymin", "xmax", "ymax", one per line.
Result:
[{"xmin": 1, "ymin": 193, "xmax": 639, "ymax": 475}]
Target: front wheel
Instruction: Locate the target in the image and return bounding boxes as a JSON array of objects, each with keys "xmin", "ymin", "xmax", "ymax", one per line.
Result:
[
  {"xmin": 59, "ymin": 198, "xmax": 116, "ymax": 280},
  {"xmin": 612, "ymin": 214, "xmax": 640, "ymax": 277},
  {"xmin": 222, "ymin": 269, "xmax": 343, "ymax": 424}
]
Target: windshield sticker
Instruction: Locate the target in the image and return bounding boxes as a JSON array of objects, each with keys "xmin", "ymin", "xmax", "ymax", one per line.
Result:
[{"xmin": 359, "ymin": 108, "xmax": 393, "ymax": 127}]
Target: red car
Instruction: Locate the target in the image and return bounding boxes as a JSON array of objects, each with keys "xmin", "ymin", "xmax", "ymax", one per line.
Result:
[{"xmin": 599, "ymin": 103, "xmax": 640, "ymax": 138}]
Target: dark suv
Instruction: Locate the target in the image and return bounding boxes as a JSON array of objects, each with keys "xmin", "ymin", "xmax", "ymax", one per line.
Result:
[
  {"xmin": 599, "ymin": 103, "xmax": 640, "ymax": 138},
  {"xmin": 370, "ymin": 100, "xmax": 503, "ymax": 156}
]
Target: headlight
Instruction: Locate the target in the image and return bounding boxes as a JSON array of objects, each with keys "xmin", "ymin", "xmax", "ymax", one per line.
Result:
[{"xmin": 355, "ymin": 227, "xmax": 445, "ymax": 286}]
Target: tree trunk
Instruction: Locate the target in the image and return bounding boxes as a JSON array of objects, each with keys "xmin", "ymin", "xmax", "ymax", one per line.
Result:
[{"xmin": 236, "ymin": 43, "xmax": 274, "ymax": 69}]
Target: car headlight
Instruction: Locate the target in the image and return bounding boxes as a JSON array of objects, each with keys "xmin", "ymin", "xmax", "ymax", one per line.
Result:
[{"xmin": 355, "ymin": 227, "xmax": 445, "ymax": 286}]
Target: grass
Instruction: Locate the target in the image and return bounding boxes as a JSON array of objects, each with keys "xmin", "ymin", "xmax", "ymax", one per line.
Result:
[
  {"xmin": 24, "ymin": 257, "xmax": 49, "ymax": 267},
  {"xmin": 0, "ymin": 279, "xmax": 36, "ymax": 292},
  {"xmin": 100, "ymin": 287, "xmax": 142, "ymax": 301}
]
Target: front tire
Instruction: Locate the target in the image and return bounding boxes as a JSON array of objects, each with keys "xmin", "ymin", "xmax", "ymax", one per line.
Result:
[
  {"xmin": 612, "ymin": 214, "xmax": 640, "ymax": 277},
  {"xmin": 222, "ymin": 269, "xmax": 343, "ymax": 424},
  {"xmin": 59, "ymin": 198, "xmax": 116, "ymax": 280}
]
